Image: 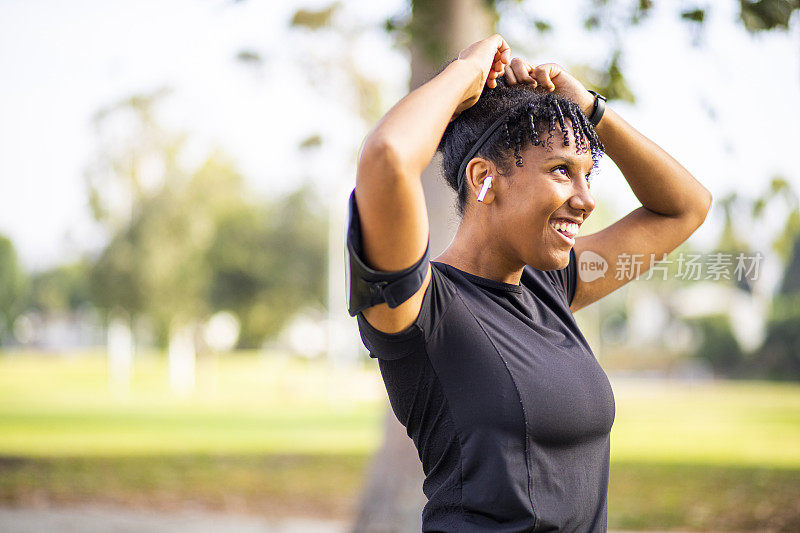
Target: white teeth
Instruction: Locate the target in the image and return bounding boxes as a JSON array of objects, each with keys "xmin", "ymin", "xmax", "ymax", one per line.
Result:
[{"xmin": 549, "ymin": 219, "xmax": 579, "ymax": 236}]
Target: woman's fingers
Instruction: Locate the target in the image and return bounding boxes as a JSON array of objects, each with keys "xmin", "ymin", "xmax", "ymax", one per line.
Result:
[
  {"xmin": 456, "ymin": 33, "xmax": 510, "ymax": 88},
  {"xmin": 503, "ymin": 57, "xmax": 538, "ymax": 87},
  {"xmin": 514, "ymin": 59, "xmax": 536, "ymax": 84},
  {"xmin": 487, "ymin": 36, "xmax": 510, "ymax": 75},
  {"xmin": 509, "ymin": 58, "xmax": 537, "ymax": 86},
  {"xmin": 504, "ymin": 63, "xmax": 518, "ymax": 85},
  {"xmin": 493, "ymin": 34, "xmax": 511, "ymax": 64},
  {"xmin": 492, "ymin": 57, "xmax": 505, "ymax": 73},
  {"xmin": 486, "ymin": 45, "xmax": 509, "ymax": 88},
  {"xmin": 532, "ymin": 63, "xmax": 560, "ymax": 91}
]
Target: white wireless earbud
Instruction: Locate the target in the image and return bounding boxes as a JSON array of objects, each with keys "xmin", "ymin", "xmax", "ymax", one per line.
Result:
[{"xmin": 477, "ymin": 176, "xmax": 493, "ymax": 203}]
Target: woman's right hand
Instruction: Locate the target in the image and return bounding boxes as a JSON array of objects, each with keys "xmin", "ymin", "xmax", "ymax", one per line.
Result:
[{"xmin": 452, "ymin": 34, "xmax": 511, "ymax": 119}]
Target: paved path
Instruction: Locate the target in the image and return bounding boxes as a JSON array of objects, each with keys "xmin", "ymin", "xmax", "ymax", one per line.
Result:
[
  {"xmin": 0, "ymin": 505, "xmax": 348, "ymax": 533},
  {"xmin": 0, "ymin": 505, "xmax": 679, "ymax": 533}
]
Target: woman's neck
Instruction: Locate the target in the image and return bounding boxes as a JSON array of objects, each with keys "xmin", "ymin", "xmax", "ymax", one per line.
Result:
[{"xmin": 433, "ymin": 217, "xmax": 525, "ymax": 285}]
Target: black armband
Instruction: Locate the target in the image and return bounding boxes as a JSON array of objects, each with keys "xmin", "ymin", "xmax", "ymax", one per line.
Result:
[{"xmin": 345, "ymin": 189, "xmax": 430, "ymax": 317}]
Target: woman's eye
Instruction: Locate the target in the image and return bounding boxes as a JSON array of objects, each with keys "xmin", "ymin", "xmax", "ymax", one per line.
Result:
[{"xmin": 553, "ymin": 166, "xmax": 569, "ymax": 177}]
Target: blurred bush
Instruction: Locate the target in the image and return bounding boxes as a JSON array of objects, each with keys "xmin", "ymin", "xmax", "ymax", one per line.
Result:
[
  {"xmin": 3, "ymin": 91, "xmax": 328, "ymax": 350},
  {"xmin": 0, "ymin": 236, "xmax": 26, "ymax": 343}
]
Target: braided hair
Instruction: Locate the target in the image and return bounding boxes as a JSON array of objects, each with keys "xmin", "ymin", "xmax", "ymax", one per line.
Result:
[{"xmin": 437, "ymin": 76, "xmax": 605, "ymax": 216}]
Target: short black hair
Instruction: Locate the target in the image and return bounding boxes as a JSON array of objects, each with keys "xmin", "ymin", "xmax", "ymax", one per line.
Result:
[{"xmin": 437, "ymin": 76, "xmax": 605, "ymax": 216}]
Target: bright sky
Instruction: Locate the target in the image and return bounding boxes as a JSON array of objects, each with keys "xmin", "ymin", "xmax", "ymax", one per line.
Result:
[{"xmin": 0, "ymin": 0, "xmax": 798, "ymax": 271}]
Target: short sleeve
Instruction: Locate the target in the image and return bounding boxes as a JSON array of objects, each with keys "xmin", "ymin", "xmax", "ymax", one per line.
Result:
[
  {"xmin": 547, "ymin": 246, "xmax": 578, "ymax": 306},
  {"xmin": 356, "ymin": 264, "xmax": 455, "ymax": 361}
]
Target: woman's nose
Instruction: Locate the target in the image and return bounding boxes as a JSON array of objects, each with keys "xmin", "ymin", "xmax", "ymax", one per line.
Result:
[{"xmin": 569, "ymin": 184, "xmax": 595, "ymax": 214}]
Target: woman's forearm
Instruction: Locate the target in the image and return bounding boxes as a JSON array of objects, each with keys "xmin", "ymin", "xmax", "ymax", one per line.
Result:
[
  {"xmin": 360, "ymin": 59, "xmax": 483, "ymax": 177},
  {"xmin": 594, "ymin": 105, "xmax": 712, "ymax": 221}
]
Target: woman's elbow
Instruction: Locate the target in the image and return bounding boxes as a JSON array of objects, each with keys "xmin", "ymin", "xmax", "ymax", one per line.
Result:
[
  {"xmin": 358, "ymin": 134, "xmax": 405, "ymax": 173},
  {"xmin": 690, "ymin": 185, "xmax": 713, "ymax": 228}
]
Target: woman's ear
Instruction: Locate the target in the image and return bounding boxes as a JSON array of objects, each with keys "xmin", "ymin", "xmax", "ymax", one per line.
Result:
[
  {"xmin": 477, "ymin": 176, "xmax": 494, "ymax": 203},
  {"xmin": 466, "ymin": 158, "xmax": 497, "ymax": 205}
]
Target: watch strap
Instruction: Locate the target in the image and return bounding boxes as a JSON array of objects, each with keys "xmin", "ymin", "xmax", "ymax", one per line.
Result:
[{"xmin": 587, "ymin": 90, "xmax": 606, "ymax": 127}]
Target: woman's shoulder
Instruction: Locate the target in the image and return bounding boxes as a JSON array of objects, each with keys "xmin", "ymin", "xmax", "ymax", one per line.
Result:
[{"xmin": 356, "ymin": 261, "xmax": 459, "ymax": 361}]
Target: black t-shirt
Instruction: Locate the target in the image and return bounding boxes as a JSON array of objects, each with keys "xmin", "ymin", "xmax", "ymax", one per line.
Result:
[{"xmin": 356, "ymin": 249, "xmax": 616, "ymax": 532}]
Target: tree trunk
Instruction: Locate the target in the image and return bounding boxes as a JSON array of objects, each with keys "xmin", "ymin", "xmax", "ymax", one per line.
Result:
[{"xmin": 352, "ymin": 2, "xmax": 494, "ymax": 531}]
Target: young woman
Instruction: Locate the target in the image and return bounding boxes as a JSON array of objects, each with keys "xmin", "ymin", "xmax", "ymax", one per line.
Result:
[{"xmin": 346, "ymin": 34, "xmax": 711, "ymax": 531}]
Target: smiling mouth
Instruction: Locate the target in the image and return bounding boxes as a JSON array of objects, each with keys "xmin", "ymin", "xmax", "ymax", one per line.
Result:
[{"xmin": 549, "ymin": 219, "xmax": 578, "ymax": 244}]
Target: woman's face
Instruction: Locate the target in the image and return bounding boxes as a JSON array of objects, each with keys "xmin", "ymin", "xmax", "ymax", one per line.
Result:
[{"xmin": 492, "ymin": 123, "xmax": 596, "ymax": 270}]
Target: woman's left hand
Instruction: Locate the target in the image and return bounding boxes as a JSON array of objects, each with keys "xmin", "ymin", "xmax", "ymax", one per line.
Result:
[{"xmin": 504, "ymin": 58, "xmax": 595, "ymax": 117}]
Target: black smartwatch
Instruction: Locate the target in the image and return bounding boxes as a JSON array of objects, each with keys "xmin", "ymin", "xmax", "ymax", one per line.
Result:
[{"xmin": 587, "ymin": 90, "xmax": 606, "ymax": 127}]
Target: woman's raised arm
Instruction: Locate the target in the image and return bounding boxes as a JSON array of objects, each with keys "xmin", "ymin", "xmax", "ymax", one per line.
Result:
[
  {"xmin": 354, "ymin": 35, "xmax": 510, "ymax": 333},
  {"xmin": 505, "ymin": 61, "xmax": 712, "ymax": 312}
]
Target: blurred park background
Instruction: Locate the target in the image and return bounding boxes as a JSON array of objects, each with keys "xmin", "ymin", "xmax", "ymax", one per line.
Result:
[{"xmin": 1, "ymin": 0, "xmax": 799, "ymax": 531}]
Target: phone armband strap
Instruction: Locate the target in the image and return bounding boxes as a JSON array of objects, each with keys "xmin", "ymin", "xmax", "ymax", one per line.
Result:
[{"xmin": 345, "ymin": 189, "xmax": 430, "ymax": 317}]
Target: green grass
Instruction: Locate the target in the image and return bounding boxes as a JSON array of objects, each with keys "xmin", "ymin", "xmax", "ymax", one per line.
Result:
[
  {"xmin": 1, "ymin": 352, "xmax": 799, "ymax": 529},
  {"xmin": 610, "ymin": 379, "xmax": 800, "ymax": 468},
  {"xmin": 608, "ymin": 461, "xmax": 800, "ymax": 531},
  {"xmin": 0, "ymin": 454, "xmax": 368, "ymax": 519},
  {"xmin": 0, "ymin": 352, "xmax": 383, "ymax": 457}
]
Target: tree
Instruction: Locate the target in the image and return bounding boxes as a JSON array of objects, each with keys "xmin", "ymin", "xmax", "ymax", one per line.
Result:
[
  {"xmin": 86, "ymin": 88, "xmax": 190, "ymax": 343},
  {"xmin": 0, "ymin": 236, "xmax": 26, "ymax": 344},
  {"xmin": 688, "ymin": 177, "xmax": 800, "ymax": 379},
  {"xmin": 26, "ymin": 261, "xmax": 92, "ymax": 314},
  {"xmin": 87, "ymin": 90, "xmax": 328, "ymax": 351},
  {"xmin": 207, "ymin": 180, "xmax": 328, "ymax": 348}
]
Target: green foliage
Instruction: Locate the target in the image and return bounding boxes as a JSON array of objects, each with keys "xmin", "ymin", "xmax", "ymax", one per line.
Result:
[
  {"xmin": 290, "ymin": 2, "xmax": 341, "ymax": 30},
  {"xmin": 532, "ymin": 19, "xmax": 551, "ymax": 33},
  {"xmin": 680, "ymin": 8, "xmax": 706, "ymax": 24},
  {"xmin": 752, "ymin": 293, "xmax": 800, "ymax": 380},
  {"xmin": 235, "ymin": 49, "xmax": 263, "ymax": 66},
  {"xmin": 91, "ymin": 169, "xmax": 217, "ymax": 340},
  {"xmin": 0, "ymin": 236, "xmax": 26, "ymax": 343},
  {"xmin": 584, "ymin": 15, "xmax": 601, "ymax": 31},
  {"xmin": 90, "ymin": 153, "xmax": 328, "ymax": 348},
  {"xmin": 207, "ymin": 183, "xmax": 328, "ymax": 348},
  {"xmin": 764, "ymin": 177, "xmax": 800, "ymax": 262},
  {"xmin": 713, "ymin": 177, "xmax": 800, "ymax": 267},
  {"xmin": 699, "ymin": 176, "xmax": 800, "ymax": 381},
  {"xmin": 550, "ymin": 53, "xmax": 637, "ymax": 104},
  {"xmin": 583, "ymin": 0, "xmax": 655, "ymax": 31},
  {"xmin": 299, "ymin": 134, "xmax": 323, "ymax": 150},
  {"xmin": 686, "ymin": 314, "xmax": 746, "ymax": 377},
  {"xmin": 739, "ymin": 0, "xmax": 800, "ymax": 32},
  {"xmin": 583, "ymin": 0, "xmax": 798, "ymax": 34},
  {"xmin": 778, "ymin": 235, "xmax": 800, "ymax": 294},
  {"xmin": 715, "ymin": 192, "xmax": 751, "ymax": 255},
  {"xmin": 27, "ymin": 262, "xmax": 92, "ymax": 313},
  {"xmin": 577, "ymin": 0, "xmax": 798, "ymax": 103},
  {"xmin": 687, "ymin": 296, "xmax": 800, "ymax": 381},
  {"xmin": 86, "ymin": 92, "xmax": 328, "ymax": 348}
]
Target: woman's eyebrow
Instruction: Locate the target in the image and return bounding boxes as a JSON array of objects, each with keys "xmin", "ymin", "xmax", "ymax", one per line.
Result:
[{"xmin": 542, "ymin": 155, "xmax": 594, "ymax": 171}]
